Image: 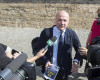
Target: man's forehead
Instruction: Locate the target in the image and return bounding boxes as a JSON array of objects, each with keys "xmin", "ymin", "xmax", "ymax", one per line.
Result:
[
  {"xmin": 56, "ymin": 12, "xmax": 69, "ymax": 18},
  {"xmin": 57, "ymin": 10, "xmax": 69, "ymax": 16},
  {"xmin": 56, "ymin": 14, "xmax": 69, "ymax": 20}
]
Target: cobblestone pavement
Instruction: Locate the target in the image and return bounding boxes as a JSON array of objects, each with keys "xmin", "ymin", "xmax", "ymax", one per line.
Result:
[{"xmin": 0, "ymin": 27, "xmax": 89, "ymax": 80}]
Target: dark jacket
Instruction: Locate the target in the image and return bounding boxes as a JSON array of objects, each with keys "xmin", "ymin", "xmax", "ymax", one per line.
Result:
[{"xmin": 38, "ymin": 26, "xmax": 82, "ymax": 78}]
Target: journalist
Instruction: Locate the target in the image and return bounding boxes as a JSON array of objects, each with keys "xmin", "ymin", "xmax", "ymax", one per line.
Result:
[
  {"xmin": 0, "ymin": 43, "xmax": 47, "ymax": 69},
  {"xmin": 86, "ymin": 7, "xmax": 100, "ymax": 48},
  {"xmin": 79, "ymin": 7, "xmax": 100, "ymax": 56}
]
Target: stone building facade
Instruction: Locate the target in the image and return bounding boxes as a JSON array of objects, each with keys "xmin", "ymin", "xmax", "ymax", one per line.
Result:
[{"xmin": 0, "ymin": 0, "xmax": 100, "ymax": 29}]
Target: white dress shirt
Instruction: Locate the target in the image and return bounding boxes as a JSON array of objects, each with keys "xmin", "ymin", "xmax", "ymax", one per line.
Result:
[{"xmin": 52, "ymin": 26, "xmax": 65, "ymax": 66}]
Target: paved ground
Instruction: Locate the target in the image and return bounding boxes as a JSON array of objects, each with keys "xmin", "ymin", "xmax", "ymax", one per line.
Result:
[{"xmin": 0, "ymin": 27, "xmax": 89, "ymax": 80}]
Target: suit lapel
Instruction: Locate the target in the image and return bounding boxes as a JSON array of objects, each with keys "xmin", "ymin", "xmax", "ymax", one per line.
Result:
[{"xmin": 49, "ymin": 27, "xmax": 53, "ymax": 58}]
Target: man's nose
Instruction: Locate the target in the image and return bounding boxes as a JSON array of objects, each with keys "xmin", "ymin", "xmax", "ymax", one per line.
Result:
[{"xmin": 61, "ymin": 21, "xmax": 64, "ymax": 24}]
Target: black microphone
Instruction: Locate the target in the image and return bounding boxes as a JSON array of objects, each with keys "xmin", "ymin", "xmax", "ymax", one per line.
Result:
[
  {"xmin": 44, "ymin": 36, "xmax": 57, "ymax": 50},
  {"xmin": 0, "ymin": 53, "xmax": 27, "ymax": 80}
]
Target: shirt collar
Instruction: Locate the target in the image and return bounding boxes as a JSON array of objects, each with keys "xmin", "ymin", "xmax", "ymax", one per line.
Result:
[{"xmin": 53, "ymin": 25, "xmax": 66, "ymax": 34}]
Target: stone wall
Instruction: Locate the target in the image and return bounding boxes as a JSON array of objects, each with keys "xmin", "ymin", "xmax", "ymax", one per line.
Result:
[
  {"xmin": 0, "ymin": 2, "xmax": 100, "ymax": 29},
  {"xmin": 0, "ymin": 0, "xmax": 100, "ymax": 4}
]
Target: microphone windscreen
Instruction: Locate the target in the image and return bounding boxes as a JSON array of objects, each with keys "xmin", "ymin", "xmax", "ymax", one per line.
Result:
[
  {"xmin": 6, "ymin": 53, "xmax": 27, "ymax": 73},
  {"xmin": 50, "ymin": 36, "xmax": 57, "ymax": 42}
]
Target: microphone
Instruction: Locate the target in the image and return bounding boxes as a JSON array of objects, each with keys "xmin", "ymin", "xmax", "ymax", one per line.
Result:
[
  {"xmin": 44, "ymin": 36, "xmax": 57, "ymax": 50},
  {"xmin": 0, "ymin": 53, "xmax": 27, "ymax": 80}
]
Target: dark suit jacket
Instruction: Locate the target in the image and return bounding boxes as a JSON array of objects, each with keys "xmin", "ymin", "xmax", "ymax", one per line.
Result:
[{"xmin": 38, "ymin": 26, "xmax": 81, "ymax": 78}]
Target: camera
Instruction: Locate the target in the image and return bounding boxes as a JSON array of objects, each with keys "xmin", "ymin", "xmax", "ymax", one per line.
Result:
[
  {"xmin": 9, "ymin": 50, "xmax": 36, "ymax": 80},
  {"xmin": 9, "ymin": 62, "xmax": 36, "ymax": 80},
  {"xmin": 86, "ymin": 36, "xmax": 100, "ymax": 80}
]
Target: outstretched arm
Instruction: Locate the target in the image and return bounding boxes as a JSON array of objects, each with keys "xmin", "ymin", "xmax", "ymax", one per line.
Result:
[
  {"xmin": 6, "ymin": 48, "xmax": 47, "ymax": 63},
  {"xmin": 27, "ymin": 49, "xmax": 47, "ymax": 63}
]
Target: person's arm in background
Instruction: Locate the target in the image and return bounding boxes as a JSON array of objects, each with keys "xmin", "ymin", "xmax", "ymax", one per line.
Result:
[
  {"xmin": 86, "ymin": 19, "xmax": 97, "ymax": 48},
  {"xmin": 27, "ymin": 49, "xmax": 47, "ymax": 63},
  {"xmin": 86, "ymin": 31, "xmax": 92, "ymax": 48}
]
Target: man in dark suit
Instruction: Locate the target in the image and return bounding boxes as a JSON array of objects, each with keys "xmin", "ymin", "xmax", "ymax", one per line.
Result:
[{"xmin": 38, "ymin": 10, "xmax": 82, "ymax": 80}]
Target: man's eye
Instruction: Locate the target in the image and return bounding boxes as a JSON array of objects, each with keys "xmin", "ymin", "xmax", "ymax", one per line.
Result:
[
  {"xmin": 64, "ymin": 20, "xmax": 67, "ymax": 22},
  {"xmin": 58, "ymin": 19, "xmax": 62, "ymax": 21}
]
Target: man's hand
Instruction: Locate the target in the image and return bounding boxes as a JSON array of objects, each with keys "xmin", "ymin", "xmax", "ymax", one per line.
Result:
[
  {"xmin": 71, "ymin": 62, "xmax": 79, "ymax": 74},
  {"xmin": 45, "ymin": 61, "xmax": 52, "ymax": 70},
  {"xmin": 78, "ymin": 47, "xmax": 88, "ymax": 56}
]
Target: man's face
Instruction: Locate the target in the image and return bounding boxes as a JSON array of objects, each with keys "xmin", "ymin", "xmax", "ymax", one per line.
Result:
[{"xmin": 56, "ymin": 11, "xmax": 69, "ymax": 31}]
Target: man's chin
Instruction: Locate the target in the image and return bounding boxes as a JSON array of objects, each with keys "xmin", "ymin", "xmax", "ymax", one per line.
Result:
[{"xmin": 59, "ymin": 27, "xmax": 65, "ymax": 30}]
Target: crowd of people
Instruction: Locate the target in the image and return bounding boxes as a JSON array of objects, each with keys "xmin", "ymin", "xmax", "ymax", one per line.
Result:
[{"xmin": 0, "ymin": 7, "xmax": 100, "ymax": 80}]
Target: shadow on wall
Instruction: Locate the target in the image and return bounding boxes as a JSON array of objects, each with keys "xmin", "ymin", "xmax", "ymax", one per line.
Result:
[{"xmin": 0, "ymin": 0, "xmax": 100, "ymax": 4}]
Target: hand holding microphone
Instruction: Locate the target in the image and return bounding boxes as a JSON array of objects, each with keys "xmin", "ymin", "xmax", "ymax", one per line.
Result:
[
  {"xmin": 27, "ymin": 36, "xmax": 57, "ymax": 63},
  {"xmin": 36, "ymin": 36, "xmax": 57, "ymax": 58},
  {"xmin": 44, "ymin": 36, "xmax": 57, "ymax": 50}
]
